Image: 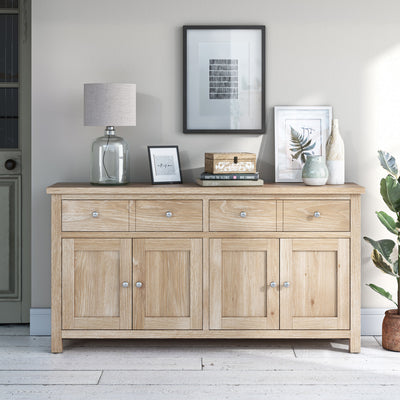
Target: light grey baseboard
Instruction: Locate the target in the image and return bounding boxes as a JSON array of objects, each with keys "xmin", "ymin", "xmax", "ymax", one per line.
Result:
[
  {"xmin": 29, "ymin": 307, "xmax": 387, "ymax": 337},
  {"xmin": 30, "ymin": 308, "xmax": 51, "ymax": 336},
  {"xmin": 361, "ymin": 308, "xmax": 386, "ymax": 336}
]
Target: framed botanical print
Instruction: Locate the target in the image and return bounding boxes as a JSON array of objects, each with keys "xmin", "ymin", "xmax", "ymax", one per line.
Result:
[
  {"xmin": 148, "ymin": 146, "xmax": 182, "ymax": 184},
  {"xmin": 183, "ymin": 25, "xmax": 265, "ymax": 134},
  {"xmin": 274, "ymin": 106, "xmax": 332, "ymax": 182}
]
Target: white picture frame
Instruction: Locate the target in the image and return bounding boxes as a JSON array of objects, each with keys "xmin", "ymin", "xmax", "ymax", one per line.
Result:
[
  {"xmin": 274, "ymin": 106, "xmax": 332, "ymax": 182},
  {"xmin": 148, "ymin": 146, "xmax": 182, "ymax": 184}
]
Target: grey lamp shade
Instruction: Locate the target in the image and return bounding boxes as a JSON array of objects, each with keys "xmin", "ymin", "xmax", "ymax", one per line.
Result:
[{"xmin": 84, "ymin": 83, "xmax": 136, "ymax": 126}]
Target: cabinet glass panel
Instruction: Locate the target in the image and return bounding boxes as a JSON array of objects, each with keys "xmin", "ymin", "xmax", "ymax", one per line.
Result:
[
  {"xmin": 0, "ymin": 14, "xmax": 18, "ymax": 82},
  {"xmin": 0, "ymin": 0, "xmax": 18, "ymax": 7},
  {"xmin": 0, "ymin": 88, "xmax": 18, "ymax": 148}
]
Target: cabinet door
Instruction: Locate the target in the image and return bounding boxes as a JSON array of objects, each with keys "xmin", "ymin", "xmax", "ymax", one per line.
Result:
[
  {"xmin": 62, "ymin": 239, "xmax": 132, "ymax": 330},
  {"xmin": 280, "ymin": 238, "xmax": 349, "ymax": 330},
  {"xmin": 210, "ymin": 239, "xmax": 279, "ymax": 330},
  {"xmin": 133, "ymin": 239, "xmax": 202, "ymax": 330}
]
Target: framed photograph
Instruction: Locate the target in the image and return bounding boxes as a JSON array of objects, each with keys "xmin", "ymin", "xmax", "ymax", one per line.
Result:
[
  {"xmin": 274, "ymin": 106, "xmax": 332, "ymax": 182},
  {"xmin": 183, "ymin": 25, "xmax": 265, "ymax": 134},
  {"xmin": 148, "ymin": 146, "xmax": 182, "ymax": 184}
]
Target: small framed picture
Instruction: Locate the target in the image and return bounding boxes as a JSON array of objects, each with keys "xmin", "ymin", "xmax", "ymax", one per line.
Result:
[
  {"xmin": 183, "ymin": 25, "xmax": 265, "ymax": 134},
  {"xmin": 274, "ymin": 106, "xmax": 332, "ymax": 182},
  {"xmin": 148, "ymin": 146, "xmax": 182, "ymax": 184}
]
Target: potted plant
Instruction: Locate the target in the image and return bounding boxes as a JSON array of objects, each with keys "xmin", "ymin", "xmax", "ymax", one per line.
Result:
[{"xmin": 364, "ymin": 150, "xmax": 400, "ymax": 351}]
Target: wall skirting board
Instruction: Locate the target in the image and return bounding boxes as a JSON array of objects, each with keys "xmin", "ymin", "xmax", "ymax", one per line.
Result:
[
  {"xmin": 29, "ymin": 308, "xmax": 51, "ymax": 336},
  {"xmin": 29, "ymin": 308, "xmax": 387, "ymax": 337}
]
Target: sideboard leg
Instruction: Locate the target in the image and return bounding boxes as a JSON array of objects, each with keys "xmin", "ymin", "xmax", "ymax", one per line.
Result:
[
  {"xmin": 349, "ymin": 335, "xmax": 361, "ymax": 353},
  {"xmin": 51, "ymin": 335, "xmax": 63, "ymax": 353}
]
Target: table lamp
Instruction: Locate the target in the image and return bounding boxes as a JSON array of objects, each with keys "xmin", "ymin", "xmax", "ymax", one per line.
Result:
[{"xmin": 84, "ymin": 83, "xmax": 136, "ymax": 185}]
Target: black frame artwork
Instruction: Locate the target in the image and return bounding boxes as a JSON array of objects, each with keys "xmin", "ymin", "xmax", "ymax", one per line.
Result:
[
  {"xmin": 183, "ymin": 25, "xmax": 266, "ymax": 134},
  {"xmin": 148, "ymin": 145, "xmax": 183, "ymax": 184}
]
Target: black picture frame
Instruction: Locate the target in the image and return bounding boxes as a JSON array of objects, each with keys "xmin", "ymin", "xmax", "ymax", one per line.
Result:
[
  {"xmin": 183, "ymin": 25, "xmax": 266, "ymax": 134},
  {"xmin": 147, "ymin": 146, "xmax": 183, "ymax": 184}
]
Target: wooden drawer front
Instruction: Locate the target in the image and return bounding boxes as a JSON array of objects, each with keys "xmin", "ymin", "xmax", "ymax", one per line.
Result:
[
  {"xmin": 283, "ymin": 200, "xmax": 350, "ymax": 231},
  {"xmin": 135, "ymin": 200, "xmax": 203, "ymax": 231},
  {"xmin": 62, "ymin": 200, "xmax": 129, "ymax": 231},
  {"xmin": 209, "ymin": 200, "xmax": 276, "ymax": 232}
]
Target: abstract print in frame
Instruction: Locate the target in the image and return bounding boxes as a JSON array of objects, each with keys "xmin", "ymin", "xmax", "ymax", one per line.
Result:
[
  {"xmin": 274, "ymin": 106, "xmax": 332, "ymax": 182},
  {"xmin": 183, "ymin": 25, "xmax": 265, "ymax": 134}
]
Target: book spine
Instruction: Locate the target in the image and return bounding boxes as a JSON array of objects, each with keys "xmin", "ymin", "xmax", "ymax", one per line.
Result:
[{"xmin": 201, "ymin": 173, "xmax": 259, "ymax": 180}]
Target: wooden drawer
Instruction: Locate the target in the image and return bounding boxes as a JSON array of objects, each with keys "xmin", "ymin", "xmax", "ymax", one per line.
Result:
[
  {"xmin": 283, "ymin": 200, "xmax": 350, "ymax": 231},
  {"xmin": 62, "ymin": 200, "xmax": 129, "ymax": 231},
  {"xmin": 135, "ymin": 200, "xmax": 203, "ymax": 231},
  {"xmin": 209, "ymin": 200, "xmax": 276, "ymax": 231}
]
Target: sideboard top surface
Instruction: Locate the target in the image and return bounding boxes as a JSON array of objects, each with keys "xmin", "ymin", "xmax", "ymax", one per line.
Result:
[{"xmin": 47, "ymin": 182, "xmax": 365, "ymax": 196}]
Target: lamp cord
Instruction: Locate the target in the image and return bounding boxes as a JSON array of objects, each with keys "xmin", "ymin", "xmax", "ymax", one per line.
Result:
[{"xmin": 102, "ymin": 134, "xmax": 112, "ymax": 179}]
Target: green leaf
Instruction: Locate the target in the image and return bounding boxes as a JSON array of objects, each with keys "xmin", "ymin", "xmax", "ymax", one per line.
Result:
[
  {"xmin": 378, "ymin": 150, "xmax": 398, "ymax": 178},
  {"xmin": 363, "ymin": 237, "xmax": 396, "ymax": 264},
  {"xmin": 376, "ymin": 211, "xmax": 398, "ymax": 234},
  {"xmin": 371, "ymin": 249, "xmax": 399, "ymax": 277},
  {"xmin": 380, "ymin": 175, "xmax": 400, "ymax": 213},
  {"xmin": 289, "ymin": 127, "xmax": 316, "ymax": 164},
  {"xmin": 366, "ymin": 283, "xmax": 398, "ymax": 307}
]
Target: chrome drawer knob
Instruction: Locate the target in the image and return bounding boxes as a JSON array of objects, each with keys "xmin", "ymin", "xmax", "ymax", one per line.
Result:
[
  {"xmin": 135, "ymin": 281, "xmax": 143, "ymax": 288},
  {"xmin": 122, "ymin": 281, "xmax": 129, "ymax": 288},
  {"xmin": 92, "ymin": 211, "xmax": 99, "ymax": 218},
  {"xmin": 314, "ymin": 211, "xmax": 321, "ymax": 218},
  {"xmin": 270, "ymin": 281, "xmax": 277, "ymax": 288},
  {"xmin": 240, "ymin": 211, "xmax": 247, "ymax": 218},
  {"xmin": 283, "ymin": 281, "xmax": 290, "ymax": 288},
  {"xmin": 165, "ymin": 211, "xmax": 173, "ymax": 218}
]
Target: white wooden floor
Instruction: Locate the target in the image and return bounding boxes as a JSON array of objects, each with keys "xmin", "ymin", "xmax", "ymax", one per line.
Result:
[{"xmin": 1, "ymin": 325, "xmax": 399, "ymax": 399}]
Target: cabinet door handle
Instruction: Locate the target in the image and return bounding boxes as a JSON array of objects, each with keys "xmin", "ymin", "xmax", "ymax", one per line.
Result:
[
  {"xmin": 270, "ymin": 281, "xmax": 277, "ymax": 288},
  {"xmin": 135, "ymin": 281, "xmax": 143, "ymax": 288},
  {"xmin": 240, "ymin": 211, "xmax": 247, "ymax": 218},
  {"xmin": 165, "ymin": 211, "xmax": 172, "ymax": 218},
  {"xmin": 92, "ymin": 211, "xmax": 99, "ymax": 218},
  {"xmin": 283, "ymin": 281, "xmax": 290, "ymax": 288},
  {"xmin": 314, "ymin": 211, "xmax": 321, "ymax": 218},
  {"xmin": 122, "ymin": 281, "xmax": 129, "ymax": 288}
]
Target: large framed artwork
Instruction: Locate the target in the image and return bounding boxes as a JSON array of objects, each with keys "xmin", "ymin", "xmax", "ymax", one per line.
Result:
[
  {"xmin": 183, "ymin": 25, "xmax": 265, "ymax": 134},
  {"xmin": 274, "ymin": 106, "xmax": 332, "ymax": 182}
]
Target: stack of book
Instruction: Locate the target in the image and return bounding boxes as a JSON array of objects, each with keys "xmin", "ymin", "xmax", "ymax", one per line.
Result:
[{"xmin": 196, "ymin": 171, "xmax": 263, "ymax": 186}]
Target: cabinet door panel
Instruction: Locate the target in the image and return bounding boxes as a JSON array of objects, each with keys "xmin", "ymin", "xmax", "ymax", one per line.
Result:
[
  {"xmin": 62, "ymin": 239, "xmax": 132, "ymax": 330},
  {"xmin": 280, "ymin": 238, "xmax": 349, "ymax": 330},
  {"xmin": 210, "ymin": 239, "xmax": 279, "ymax": 330},
  {"xmin": 133, "ymin": 239, "xmax": 202, "ymax": 329}
]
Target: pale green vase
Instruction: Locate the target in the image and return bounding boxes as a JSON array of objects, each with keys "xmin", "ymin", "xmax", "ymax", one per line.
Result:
[{"xmin": 302, "ymin": 155, "xmax": 328, "ymax": 186}]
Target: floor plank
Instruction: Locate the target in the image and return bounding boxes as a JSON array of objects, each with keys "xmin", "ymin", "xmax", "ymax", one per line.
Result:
[
  {"xmin": 0, "ymin": 370, "xmax": 101, "ymax": 385},
  {"xmin": 1, "ymin": 353, "xmax": 201, "ymax": 371},
  {"xmin": 2, "ymin": 384, "xmax": 400, "ymax": 400},
  {"xmin": 202, "ymin": 355, "xmax": 400, "ymax": 371},
  {"xmin": 100, "ymin": 369, "xmax": 400, "ymax": 385}
]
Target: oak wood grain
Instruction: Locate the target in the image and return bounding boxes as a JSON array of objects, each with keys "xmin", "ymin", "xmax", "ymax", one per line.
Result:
[
  {"xmin": 283, "ymin": 200, "xmax": 350, "ymax": 232},
  {"xmin": 209, "ymin": 200, "xmax": 276, "ymax": 231},
  {"xmin": 136, "ymin": 200, "xmax": 202, "ymax": 231},
  {"xmin": 62, "ymin": 200, "xmax": 129, "ymax": 231}
]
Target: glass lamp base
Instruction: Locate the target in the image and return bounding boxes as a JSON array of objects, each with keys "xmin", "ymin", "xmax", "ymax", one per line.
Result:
[{"xmin": 90, "ymin": 127, "xmax": 129, "ymax": 185}]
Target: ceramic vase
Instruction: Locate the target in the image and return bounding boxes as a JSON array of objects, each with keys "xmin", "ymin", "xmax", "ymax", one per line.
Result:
[
  {"xmin": 326, "ymin": 119, "xmax": 345, "ymax": 184},
  {"xmin": 302, "ymin": 155, "xmax": 328, "ymax": 186}
]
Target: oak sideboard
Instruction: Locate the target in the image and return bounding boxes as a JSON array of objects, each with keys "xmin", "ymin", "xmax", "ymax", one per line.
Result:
[{"xmin": 47, "ymin": 183, "xmax": 364, "ymax": 353}]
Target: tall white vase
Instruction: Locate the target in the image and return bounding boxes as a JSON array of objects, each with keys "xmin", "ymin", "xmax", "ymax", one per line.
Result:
[{"xmin": 326, "ymin": 119, "xmax": 345, "ymax": 184}]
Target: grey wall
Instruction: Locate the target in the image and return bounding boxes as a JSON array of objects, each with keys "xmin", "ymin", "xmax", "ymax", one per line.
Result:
[{"xmin": 32, "ymin": 0, "xmax": 400, "ymax": 308}]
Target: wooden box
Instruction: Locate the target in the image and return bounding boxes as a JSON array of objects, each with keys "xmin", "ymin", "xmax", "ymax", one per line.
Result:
[{"xmin": 205, "ymin": 153, "xmax": 256, "ymax": 174}]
